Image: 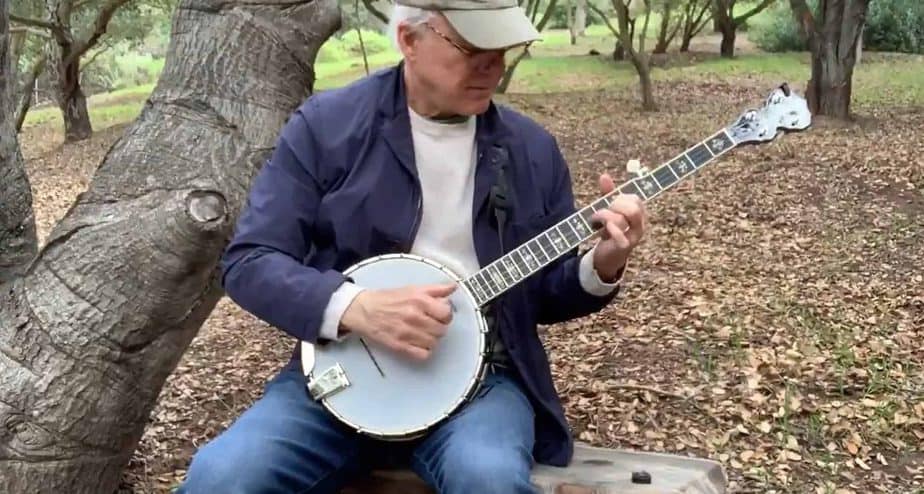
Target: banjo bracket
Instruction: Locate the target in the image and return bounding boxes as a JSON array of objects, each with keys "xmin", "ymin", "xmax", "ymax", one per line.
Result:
[{"xmin": 307, "ymin": 363, "xmax": 351, "ymax": 400}]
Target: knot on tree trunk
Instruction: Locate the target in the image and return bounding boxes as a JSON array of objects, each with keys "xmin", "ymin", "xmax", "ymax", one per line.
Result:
[{"xmin": 186, "ymin": 190, "xmax": 227, "ymax": 224}]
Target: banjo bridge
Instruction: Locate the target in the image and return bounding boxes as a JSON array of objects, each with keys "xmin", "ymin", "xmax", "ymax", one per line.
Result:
[{"xmin": 307, "ymin": 363, "xmax": 351, "ymax": 400}]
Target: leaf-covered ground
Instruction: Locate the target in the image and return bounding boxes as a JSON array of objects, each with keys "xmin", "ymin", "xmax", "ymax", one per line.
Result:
[{"xmin": 20, "ymin": 76, "xmax": 923, "ymax": 494}]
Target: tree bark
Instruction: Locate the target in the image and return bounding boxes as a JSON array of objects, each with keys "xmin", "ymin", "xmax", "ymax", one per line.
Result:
[
  {"xmin": 0, "ymin": 0, "xmax": 340, "ymax": 492},
  {"xmin": 713, "ymin": 0, "xmax": 735, "ymax": 57},
  {"xmin": 719, "ymin": 22, "xmax": 735, "ymax": 57},
  {"xmin": 56, "ymin": 53, "xmax": 93, "ymax": 142},
  {"xmin": 790, "ymin": 0, "xmax": 870, "ymax": 119},
  {"xmin": 1, "ymin": 0, "xmax": 39, "ymax": 284},
  {"xmin": 574, "ymin": 0, "xmax": 587, "ymax": 36}
]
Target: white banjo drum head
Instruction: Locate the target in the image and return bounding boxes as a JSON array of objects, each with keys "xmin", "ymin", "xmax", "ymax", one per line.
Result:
[{"xmin": 301, "ymin": 254, "xmax": 487, "ymax": 439}]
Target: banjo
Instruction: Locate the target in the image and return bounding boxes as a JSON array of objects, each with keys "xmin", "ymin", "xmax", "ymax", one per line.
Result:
[{"xmin": 301, "ymin": 83, "xmax": 812, "ymax": 440}]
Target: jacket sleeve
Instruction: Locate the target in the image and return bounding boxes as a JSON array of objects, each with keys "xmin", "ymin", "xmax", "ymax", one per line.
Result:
[
  {"xmin": 533, "ymin": 135, "xmax": 623, "ymax": 325},
  {"xmin": 220, "ymin": 100, "xmax": 348, "ymax": 343}
]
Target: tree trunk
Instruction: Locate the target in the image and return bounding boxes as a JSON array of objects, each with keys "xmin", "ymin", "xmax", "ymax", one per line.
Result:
[
  {"xmin": 613, "ymin": 0, "xmax": 656, "ymax": 111},
  {"xmin": 680, "ymin": 0, "xmax": 711, "ymax": 53},
  {"xmin": 0, "ymin": 0, "xmax": 38, "ymax": 284},
  {"xmin": 0, "ymin": 0, "xmax": 340, "ymax": 492},
  {"xmin": 653, "ymin": 2, "xmax": 671, "ymax": 54},
  {"xmin": 790, "ymin": 0, "xmax": 870, "ymax": 119},
  {"xmin": 56, "ymin": 54, "xmax": 93, "ymax": 142},
  {"xmin": 16, "ymin": 55, "xmax": 48, "ymax": 132},
  {"xmin": 806, "ymin": 41, "xmax": 854, "ymax": 119},
  {"xmin": 630, "ymin": 53, "xmax": 656, "ymax": 111},
  {"xmin": 719, "ymin": 23, "xmax": 735, "ymax": 57},
  {"xmin": 574, "ymin": 0, "xmax": 587, "ymax": 36},
  {"xmin": 613, "ymin": 39, "xmax": 625, "ymax": 60}
]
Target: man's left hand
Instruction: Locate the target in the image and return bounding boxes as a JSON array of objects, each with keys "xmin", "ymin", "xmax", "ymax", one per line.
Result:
[{"xmin": 589, "ymin": 172, "xmax": 648, "ymax": 282}]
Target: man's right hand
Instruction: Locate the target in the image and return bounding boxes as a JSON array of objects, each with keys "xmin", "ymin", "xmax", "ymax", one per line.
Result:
[{"xmin": 339, "ymin": 283, "xmax": 457, "ymax": 361}]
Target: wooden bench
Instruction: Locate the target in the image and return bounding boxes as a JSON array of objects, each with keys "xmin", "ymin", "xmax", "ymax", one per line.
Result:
[{"xmin": 341, "ymin": 442, "xmax": 727, "ymax": 493}]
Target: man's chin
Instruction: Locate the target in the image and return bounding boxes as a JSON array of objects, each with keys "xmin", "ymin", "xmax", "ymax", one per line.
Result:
[{"xmin": 457, "ymin": 97, "xmax": 493, "ymax": 116}]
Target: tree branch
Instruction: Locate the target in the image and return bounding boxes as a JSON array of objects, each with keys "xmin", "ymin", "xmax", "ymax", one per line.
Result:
[
  {"xmin": 788, "ymin": 0, "xmax": 817, "ymax": 40},
  {"xmin": 733, "ymin": 0, "xmax": 774, "ymax": 26},
  {"xmin": 15, "ymin": 54, "xmax": 48, "ymax": 132},
  {"xmin": 10, "ymin": 25, "xmax": 52, "ymax": 37},
  {"xmin": 9, "ymin": 13, "xmax": 69, "ymax": 43},
  {"xmin": 588, "ymin": 1, "xmax": 619, "ymax": 37},
  {"xmin": 361, "ymin": 0, "xmax": 388, "ymax": 24},
  {"xmin": 638, "ymin": 0, "xmax": 652, "ymax": 54},
  {"xmin": 66, "ymin": 0, "xmax": 133, "ymax": 66},
  {"xmin": 535, "ymin": 0, "xmax": 558, "ymax": 31},
  {"xmin": 79, "ymin": 39, "xmax": 115, "ymax": 72}
]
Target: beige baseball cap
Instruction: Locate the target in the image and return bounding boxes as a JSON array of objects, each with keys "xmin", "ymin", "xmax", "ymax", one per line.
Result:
[{"xmin": 396, "ymin": 0, "xmax": 541, "ymax": 50}]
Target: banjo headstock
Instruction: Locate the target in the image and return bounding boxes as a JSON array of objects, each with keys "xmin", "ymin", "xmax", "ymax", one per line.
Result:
[{"xmin": 726, "ymin": 83, "xmax": 812, "ymax": 145}]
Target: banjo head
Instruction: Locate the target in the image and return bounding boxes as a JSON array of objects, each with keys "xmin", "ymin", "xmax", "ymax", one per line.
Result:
[{"xmin": 301, "ymin": 253, "xmax": 488, "ymax": 440}]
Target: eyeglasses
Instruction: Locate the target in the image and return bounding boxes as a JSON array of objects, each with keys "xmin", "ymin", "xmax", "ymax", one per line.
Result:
[{"xmin": 424, "ymin": 22, "xmax": 530, "ymax": 64}]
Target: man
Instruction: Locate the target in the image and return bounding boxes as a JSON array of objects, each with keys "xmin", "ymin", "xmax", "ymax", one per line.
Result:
[{"xmin": 177, "ymin": 0, "xmax": 647, "ymax": 492}]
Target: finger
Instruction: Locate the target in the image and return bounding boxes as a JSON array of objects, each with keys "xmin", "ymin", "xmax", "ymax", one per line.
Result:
[
  {"xmin": 406, "ymin": 309, "xmax": 449, "ymax": 338},
  {"xmin": 378, "ymin": 332, "xmax": 431, "ymax": 361},
  {"xmin": 397, "ymin": 321, "xmax": 439, "ymax": 349},
  {"xmin": 605, "ymin": 219, "xmax": 632, "ymax": 250},
  {"xmin": 608, "ymin": 196, "xmax": 646, "ymax": 241},
  {"xmin": 592, "ymin": 209, "xmax": 630, "ymax": 236},
  {"xmin": 598, "ymin": 173, "xmax": 616, "ymax": 195},
  {"xmin": 423, "ymin": 297, "xmax": 453, "ymax": 325},
  {"xmin": 420, "ymin": 282, "xmax": 457, "ymax": 297}
]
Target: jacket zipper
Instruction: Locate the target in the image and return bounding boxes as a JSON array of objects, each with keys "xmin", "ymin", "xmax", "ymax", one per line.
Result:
[{"xmin": 405, "ymin": 176, "xmax": 423, "ymax": 252}]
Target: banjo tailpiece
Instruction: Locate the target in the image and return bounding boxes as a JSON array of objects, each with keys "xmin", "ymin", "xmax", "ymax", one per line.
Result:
[{"xmin": 307, "ymin": 363, "xmax": 351, "ymax": 400}]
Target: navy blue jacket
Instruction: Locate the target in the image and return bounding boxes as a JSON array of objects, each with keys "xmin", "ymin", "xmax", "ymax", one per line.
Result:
[{"xmin": 220, "ymin": 63, "xmax": 620, "ymax": 466}]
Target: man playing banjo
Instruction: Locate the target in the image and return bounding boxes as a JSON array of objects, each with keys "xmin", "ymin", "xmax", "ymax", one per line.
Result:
[{"xmin": 178, "ymin": 0, "xmax": 648, "ymax": 492}]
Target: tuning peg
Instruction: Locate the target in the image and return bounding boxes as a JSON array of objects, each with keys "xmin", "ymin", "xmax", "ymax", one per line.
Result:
[{"xmin": 626, "ymin": 159, "xmax": 648, "ymax": 178}]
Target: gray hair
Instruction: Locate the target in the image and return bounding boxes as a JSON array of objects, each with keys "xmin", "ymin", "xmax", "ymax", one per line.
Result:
[{"xmin": 387, "ymin": 4, "xmax": 437, "ymax": 52}]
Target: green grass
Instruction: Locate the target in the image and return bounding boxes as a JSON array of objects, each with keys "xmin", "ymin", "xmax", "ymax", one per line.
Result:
[
  {"xmin": 22, "ymin": 83, "xmax": 155, "ymax": 130},
  {"xmin": 506, "ymin": 54, "xmax": 635, "ymax": 92},
  {"xmin": 852, "ymin": 55, "xmax": 924, "ymax": 107}
]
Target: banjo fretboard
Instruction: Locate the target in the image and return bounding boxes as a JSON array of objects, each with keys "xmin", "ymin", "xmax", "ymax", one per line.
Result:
[{"xmin": 463, "ymin": 128, "xmax": 737, "ymax": 307}]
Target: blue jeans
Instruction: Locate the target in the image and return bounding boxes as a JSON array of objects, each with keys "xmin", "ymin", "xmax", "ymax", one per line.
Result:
[{"xmin": 176, "ymin": 365, "xmax": 539, "ymax": 494}]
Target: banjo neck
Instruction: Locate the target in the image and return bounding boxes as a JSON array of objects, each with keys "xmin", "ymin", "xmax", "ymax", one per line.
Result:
[{"xmin": 461, "ymin": 127, "xmax": 737, "ymax": 307}]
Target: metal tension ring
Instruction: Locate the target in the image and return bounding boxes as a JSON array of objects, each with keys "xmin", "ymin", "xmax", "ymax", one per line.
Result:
[{"xmin": 307, "ymin": 363, "xmax": 350, "ymax": 400}]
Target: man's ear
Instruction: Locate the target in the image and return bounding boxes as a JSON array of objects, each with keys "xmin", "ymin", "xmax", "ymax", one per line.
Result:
[{"xmin": 396, "ymin": 23, "xmax": 419, "ymax": 61}]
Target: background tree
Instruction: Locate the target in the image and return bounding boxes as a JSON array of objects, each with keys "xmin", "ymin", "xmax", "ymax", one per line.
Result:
[
  {"xmin": 9, "ymin": 0, "xmax": 151, "ymax": 141},
  {"xmin": 789, "ymin": 0, "xmax": 871, "ymax": 118},
  {"xmin": 589, "ymin": 0, "xmax": 655, "ymax": 110},
  {"xmin": 652, "ymin": 0, "xmax": 682, "ymax": 54},
  {"xmin": 679, "ymin": 0, "xmax": 712, "ymax": 51},
  {"xmin": 0, "ymin": 0, "xmax": 340, "ymax": 492},
  {"xmin": 713, "ymin": 0, "xmax": 775, "ymax": 57}
]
